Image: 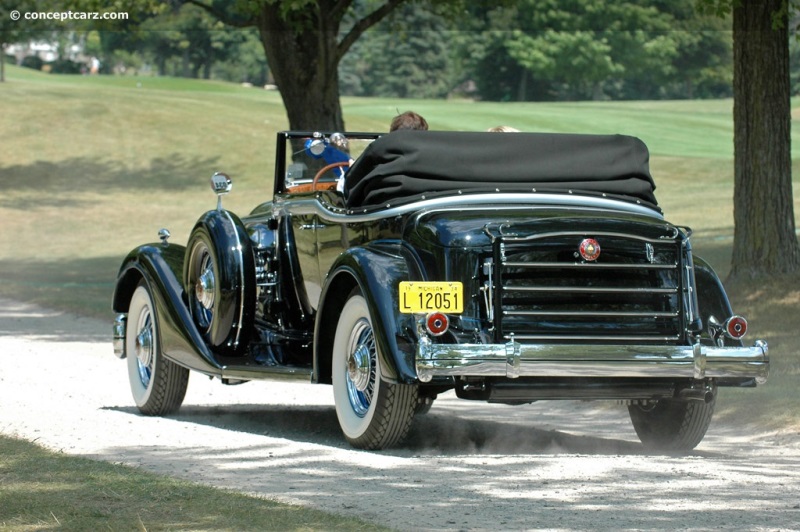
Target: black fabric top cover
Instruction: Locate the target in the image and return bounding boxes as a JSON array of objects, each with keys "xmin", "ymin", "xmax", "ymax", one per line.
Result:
[{"xmin": 344, "ymin": 130, "xmax": 657, "ymax": 210}]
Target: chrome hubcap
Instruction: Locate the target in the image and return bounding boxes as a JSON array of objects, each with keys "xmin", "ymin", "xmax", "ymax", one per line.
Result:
[
  {"xmin": 134, "ymin": 307, "xmax": 154, "ymax": 387},
  {"xmin": 345, "ymin": 318, "xmax": 376, "ymax": 417},
  {"xmin": 196, "ymin": 259, "xmax": 215, "ymax": 310},
  {"xmin": 135, "ymin": 325, "xmax": 153, "ymax": 367},
  {"xmin": 347, "ymin": 343, "xmax": 372, "ymax": 392}
]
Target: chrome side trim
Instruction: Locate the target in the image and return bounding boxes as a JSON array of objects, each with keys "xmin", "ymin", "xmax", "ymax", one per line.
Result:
[
  {"xmin": 415, "ymin": 339, "xmax": 769, "ymax": 384},
  {"xmin": 113, "ymin": 313, "xmax": 127, "ymax": 359},
  {"xmin": 274, "ymin": 193, "xmax": 665, "ymax": 223}
]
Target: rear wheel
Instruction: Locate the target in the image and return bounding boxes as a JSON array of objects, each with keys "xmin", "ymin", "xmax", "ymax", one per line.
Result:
[
  {"xmin": 628, "ymin": 393, "xmax": 716, "ymax": 451},
  {"xmin": 332, "ymin": 291, "xmax": 417, "ymax": 449},
  {"xmin": 126, "ymin": 284, "xmax": 189, "ymax": 415}
]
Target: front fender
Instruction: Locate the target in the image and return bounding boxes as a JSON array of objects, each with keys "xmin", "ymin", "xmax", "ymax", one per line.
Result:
[
  {"xmin": 314, "ymin": 242, "xmax": 423, "ymax": 385},
  {"xmin": 112, "ymin": 243, "xmax": 225, "ymax": 375}
]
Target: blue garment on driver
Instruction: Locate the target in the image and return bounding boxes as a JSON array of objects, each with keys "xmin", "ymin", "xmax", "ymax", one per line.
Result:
[{"xmin": 305, "ymin": 138, "xmax": 350, "ymax": 166}]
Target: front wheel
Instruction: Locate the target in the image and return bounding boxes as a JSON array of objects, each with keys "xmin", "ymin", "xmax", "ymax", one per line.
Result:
[
  {"xmin": 628, "ymin": 393, "xmax": 716, "ymax": 451},
  {"xmin": 126, "ymin": 284, "xmax": 189, "ymax": 415},
  {"xmin": 332, "ymin": 291, "xmax": 417, "ymax": 450}
]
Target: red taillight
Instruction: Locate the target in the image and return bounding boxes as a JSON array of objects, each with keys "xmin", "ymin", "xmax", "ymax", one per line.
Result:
[
  {"xmin": 426, "ymin": 313, "xmax": 449, "ymax": 336},
  {"xmin": 725, "ymin": 316, "xmax": 748, "ymax": 339}
]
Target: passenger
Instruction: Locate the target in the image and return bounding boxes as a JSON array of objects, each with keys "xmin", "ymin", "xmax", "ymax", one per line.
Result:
[
  {"xmin": 487, "ymin": 126, "xmax": 520, "ymax": 132},
  {"xmin": 390, "ymin": 111, "xmax": 429, "ymax": 132}
]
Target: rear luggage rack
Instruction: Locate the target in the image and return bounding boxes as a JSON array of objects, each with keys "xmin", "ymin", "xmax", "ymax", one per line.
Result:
[{"xmin": 481, "ymin": 228, "xmax": 688, "ymax": 344}]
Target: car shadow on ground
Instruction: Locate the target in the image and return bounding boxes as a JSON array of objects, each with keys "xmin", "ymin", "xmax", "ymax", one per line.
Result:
[{"xmin": 104, "ymin": 403, "xmax": 712, "ymax": 457}]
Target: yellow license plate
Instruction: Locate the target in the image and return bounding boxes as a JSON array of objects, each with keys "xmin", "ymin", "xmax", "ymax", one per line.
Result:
[{"xmin": 399, "ymin": 282, "xmax": 463, "ymax": 314}]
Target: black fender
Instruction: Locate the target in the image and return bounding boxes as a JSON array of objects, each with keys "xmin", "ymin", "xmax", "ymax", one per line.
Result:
[
  {"xmin": 313, "ymin": 242, "xmax": 423, "ymax": 385},
  {"xmin": 184, "ymin": 209, "xmax": 256, "ymax": 356},
  {"xmin": 693, "ymin": 255, "xmax": 742, "ymax": 346},
  {"xmin": 112, "ymin": 243, "xmax": 227, "ymax": 375},
  {"xmin": 276, "ymin": 215, "xmax": 314, "ymax": 328}
]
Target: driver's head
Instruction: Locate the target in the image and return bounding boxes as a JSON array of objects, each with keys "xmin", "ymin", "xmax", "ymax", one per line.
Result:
[{"xmin": 390, "ymin": 111, "xmax": 428, "ymax": 132}]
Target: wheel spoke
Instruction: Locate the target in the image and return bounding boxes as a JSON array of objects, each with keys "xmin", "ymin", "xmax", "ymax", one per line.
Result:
[
  {"xmin": 134, "ymin": 308, "xmax": 153, "ymax": 388},
  {"xmin": 345, "ymin": 318, "xmax": 376, "ymax": 417}
]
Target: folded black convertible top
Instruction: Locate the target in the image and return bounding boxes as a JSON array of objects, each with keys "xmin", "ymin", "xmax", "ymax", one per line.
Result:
[{"xmin": 344, "ymin": 130, "xmax": 657, "ymax": 210}]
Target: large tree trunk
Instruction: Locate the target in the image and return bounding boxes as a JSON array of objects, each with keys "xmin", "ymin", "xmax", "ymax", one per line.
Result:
[
  {"xmin": 255, "ymin": 4, "xmax": 345, "ymax": 131},
  {"xmin": 730, "ymin": 0, "xmax": 800, "ymax": 278},
  {"xmin": 188, "ymin": 0, "xmax": 405, "ymax": 131}
]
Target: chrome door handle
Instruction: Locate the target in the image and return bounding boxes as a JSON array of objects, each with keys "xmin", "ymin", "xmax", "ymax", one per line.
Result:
[{"xmin": 299, "ymin": 224, "xmax": 326, "ymax": 230}]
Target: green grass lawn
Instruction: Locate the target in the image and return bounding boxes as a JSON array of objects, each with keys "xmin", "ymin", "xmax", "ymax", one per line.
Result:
[
  {"xmin": 0, "ymin": 65, "xmax": 799, "ymax": 526},
  {"xmin": 0, "ymin": 434, "xmax": 387, "ymax": 531}
]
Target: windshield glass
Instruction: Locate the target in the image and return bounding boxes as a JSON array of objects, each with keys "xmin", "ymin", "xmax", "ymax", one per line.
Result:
[{"xmin": 281, "ymin": 132, "xmax": 379, "ymax": 194}]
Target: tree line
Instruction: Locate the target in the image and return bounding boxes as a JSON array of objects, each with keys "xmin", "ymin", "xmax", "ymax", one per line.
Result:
[{"xmin": 6, "ymin": 0, "xmax": 790, "ymax": 102}]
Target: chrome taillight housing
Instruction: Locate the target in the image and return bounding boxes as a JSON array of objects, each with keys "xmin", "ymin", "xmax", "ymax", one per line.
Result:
[
  {"xmin": 725, "ymin": 316, "xmax": 748, "ymax": 339},
  {"xmin": 708, "ymin": 315, "xmax": 748, "ymax": 346},
  {"xmin": 426, "ymin": 313, "xmax": 449, "ymax": 336}
]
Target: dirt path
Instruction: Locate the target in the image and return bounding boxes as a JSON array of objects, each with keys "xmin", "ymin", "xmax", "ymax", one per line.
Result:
[{"xmin": 1, "ymin": 298, "xmax": 799, "ymax": 530}]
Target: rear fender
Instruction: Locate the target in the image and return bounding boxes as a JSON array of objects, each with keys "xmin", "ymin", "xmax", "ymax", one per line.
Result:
[
  {"xmin": 693, "ymin": 255, "xmax": 741, "ymax": 346},
  {"xmin": 112, "ymin": 243, "xmax": 225, "ymax": 375},
  {"xmin": 314, "ymin": 243, "xmax": 422, "ymax": 385}
]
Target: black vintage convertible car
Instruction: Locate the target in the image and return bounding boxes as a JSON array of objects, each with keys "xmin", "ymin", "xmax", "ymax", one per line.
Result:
[{"xmin": 112, "ymin": 130, "xmax": 768, "ymax": 451}]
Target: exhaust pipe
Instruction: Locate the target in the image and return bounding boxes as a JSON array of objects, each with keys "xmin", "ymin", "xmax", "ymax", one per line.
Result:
[{"xmin": 676, "ymin": 385, "xmax": 715, "ymax": 404}]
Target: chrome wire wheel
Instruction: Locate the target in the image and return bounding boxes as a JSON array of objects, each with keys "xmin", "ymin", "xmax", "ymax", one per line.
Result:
[
  {"xmin": 133, "ymin": 301, "xmax": 154, "ymax": 389},
  {"xmin": 344, "ymin": 317, "xmax": 377, "ymax": 417},
  {"xmin": 125, "ymin": 284, "xmax": 189, "ymax": 416},
  {"xmin": 332, "ymin": 290, "xmax": 418, "ymax": 450},
  {"xmin": 187, "ymin": 240, "xmax": 215, "ymax": 333}
]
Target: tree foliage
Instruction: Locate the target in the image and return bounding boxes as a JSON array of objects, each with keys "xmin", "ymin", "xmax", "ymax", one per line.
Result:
[
  {"xmin": 0, "ymin": 0, "xmax": 51, "ymax": 81},
  {"xmin": 1, "ymin": 0, "xmax": 745, "ymax": 103},
  {"xmin": 340, "ymin": 3, "xmax": 456, "ymax": 98},
  {"xmin": 458, "ymin": 0, "xmax": 731, "ymax": 101}
]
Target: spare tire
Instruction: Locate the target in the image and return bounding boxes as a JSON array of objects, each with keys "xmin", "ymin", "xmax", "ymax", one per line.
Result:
[{"xmin": 184, "ymin": 210, "xmax": 255, "ymax": 356}]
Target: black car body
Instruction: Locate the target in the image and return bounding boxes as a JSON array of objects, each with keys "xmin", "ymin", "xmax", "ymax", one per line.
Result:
[{"xmin": 112, "ymin": 130, "xmax": 768, "ymax": 450}]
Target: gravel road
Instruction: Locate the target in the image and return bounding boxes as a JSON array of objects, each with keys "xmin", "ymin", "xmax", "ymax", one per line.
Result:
[{"xmin": 1, "ymin": 298, "xmax": 799, "ymax": 531}]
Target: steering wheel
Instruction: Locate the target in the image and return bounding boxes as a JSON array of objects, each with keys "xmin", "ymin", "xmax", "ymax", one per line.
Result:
[{"xmin": 313, "ymin": 161, "xmax": 350, "ymax": 191}]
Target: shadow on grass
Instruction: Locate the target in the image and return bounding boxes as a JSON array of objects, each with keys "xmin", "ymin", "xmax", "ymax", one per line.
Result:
[
  {"xmin": 0, "ymin": 153, "xmax": 221, "ymax": 208},
  {"xmin": 0, "ymin": 256, "xmax": 120, "ymax": 323}
]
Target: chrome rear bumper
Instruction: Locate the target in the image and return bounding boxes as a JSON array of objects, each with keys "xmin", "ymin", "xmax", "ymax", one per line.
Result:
[{"xmin": 415, "ymin": 337, "xmax": 769, "ymax": 384}]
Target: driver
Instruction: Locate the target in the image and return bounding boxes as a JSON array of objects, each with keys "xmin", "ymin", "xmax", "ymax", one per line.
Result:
[
  {"xmin": 305, "ymin": 132, "xmax": 352, "ymax": 169},
  {"xmin": 304, "ymin": 133, "xmax": 353, "ymax": 192}
]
